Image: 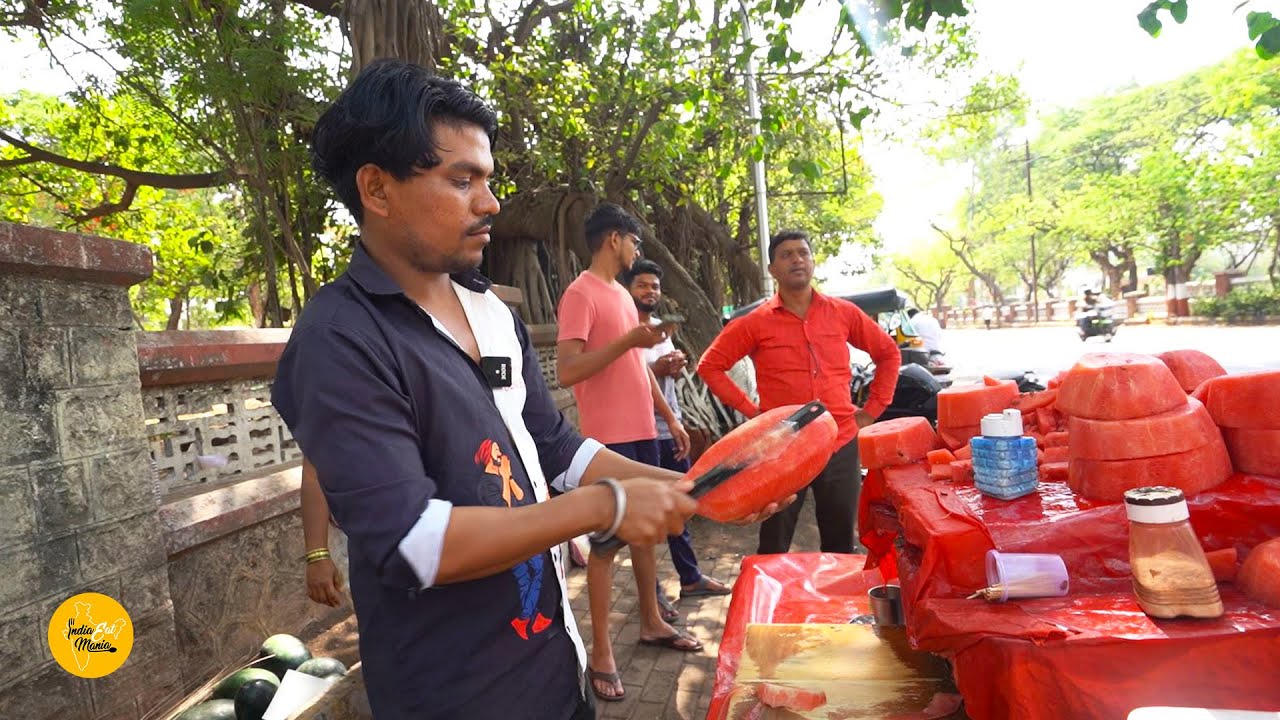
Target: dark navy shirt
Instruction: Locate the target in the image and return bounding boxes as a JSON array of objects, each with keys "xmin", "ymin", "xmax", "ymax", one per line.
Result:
[{"xmin": 272, "ymin": 244, "xmax": 588, "ymax": 719}]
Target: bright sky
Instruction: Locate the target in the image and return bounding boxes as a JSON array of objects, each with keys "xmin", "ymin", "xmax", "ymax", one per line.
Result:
[{"xmin": 859, "ymin": 0, "xmax": 1264, "ymax": 260}]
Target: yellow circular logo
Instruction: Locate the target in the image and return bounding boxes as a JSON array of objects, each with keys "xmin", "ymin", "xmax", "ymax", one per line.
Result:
[{"xmin": 47, "ymin": 592, "xmax": 133, "ymax": 678}]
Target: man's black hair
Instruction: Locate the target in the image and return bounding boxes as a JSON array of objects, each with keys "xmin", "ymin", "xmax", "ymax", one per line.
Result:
[
  {"xmin": 584, "ymin": 202, "xmax": 643, "ymax": 254},
  {"xmin": 907, "ymin": 308, "xmax": 920, "ymax": 318},
  {"xmin": 767, "ymin": 229, "xmax": 811, "ymax": 263},
  {"xmin": 621, "ymin": 258, "xmax": 664, "ymax": 287},
  {"xmin": 310, "ymin": 58, "xmax": 499, "ymax": 224}
]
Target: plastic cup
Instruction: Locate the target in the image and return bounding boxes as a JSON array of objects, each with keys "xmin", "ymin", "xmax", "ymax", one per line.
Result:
[
  {"xmin": 868, "ymin": 584, "xmax": 904, "ymax": 626},
  {"xmin": 984, "ymin": 550, "xmax": 1070, "ymax": 602}
]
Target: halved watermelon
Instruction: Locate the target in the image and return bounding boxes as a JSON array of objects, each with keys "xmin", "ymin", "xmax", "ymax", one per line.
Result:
[
  {"xmin": 1221, "ymin": 427, "xmax": 1280, "ymax": 477},
  {"xmin": 1193, "ymin": 371, "xmax": 1280, "ymax": 429},
  {"xmin": 1066, "ymin": 439, "xmax": 1232, "ymax": 502},
  {"xmin": 1156, "ymin": 349, "xmax": 1227, "ymax": 393},
  {"xmin": 857, "ymin": 416, "xmax": 938, "ymax": 469},
  {"xmin": 1055, "ymin": 353, "xmax": 1187, "ymax": 421},
  {"xmin": 693, "ymin": 405, "xmax": 839, "ymax": 522},
  {"xmin": 1067, "ymin": 398, "xmax": 1220, "ymax": 462}
]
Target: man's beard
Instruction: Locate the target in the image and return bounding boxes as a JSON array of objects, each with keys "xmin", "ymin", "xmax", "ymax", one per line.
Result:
[{"xmin": 633, "ymin": 299, "xmax": 658, "ymax": 314}]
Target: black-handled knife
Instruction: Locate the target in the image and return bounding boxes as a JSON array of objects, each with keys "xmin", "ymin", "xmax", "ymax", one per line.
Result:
[{"xmin": 589, "ymin": 401, "xmax": 827, "ymax": 556}]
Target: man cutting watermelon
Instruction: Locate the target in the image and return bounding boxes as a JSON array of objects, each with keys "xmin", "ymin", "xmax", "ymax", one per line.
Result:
[
  {"xmin": 698, "ymin": 230, "xmax": 902, "ymax": 554},
  {"xmin": 271, "ymin": 60, "xmax": 723, "ymax": 720}
]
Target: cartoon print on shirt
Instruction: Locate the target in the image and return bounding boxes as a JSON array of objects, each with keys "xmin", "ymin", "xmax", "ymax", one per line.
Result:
[{"xmin": 474, "ymin": 439, "xmax": 550, "ymax": 640}]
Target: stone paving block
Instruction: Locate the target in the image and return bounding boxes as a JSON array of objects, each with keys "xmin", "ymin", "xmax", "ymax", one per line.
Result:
[
  {"xmin": 31, "ymin": 459, "xmax": 91, "ymax": 536},
  {"xmin": 0, "ymin": 466, "xmax": 36, "ymax": 544}
]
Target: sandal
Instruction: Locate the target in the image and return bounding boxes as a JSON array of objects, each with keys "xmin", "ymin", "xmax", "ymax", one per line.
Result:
[
  {"xmin": 657, "ymin": 592, "xmax": 680, "ymax": 623},
  {"xmin": 639, "ymin": 631, "xmax": 703, "ymax": 652},
  {"xmin": 586, "ymin": 666, "xmax": 625, "ymax": 702},
  {"xmin": 680, "ymin": 576, "xmax": 732, "ymax": 598}
]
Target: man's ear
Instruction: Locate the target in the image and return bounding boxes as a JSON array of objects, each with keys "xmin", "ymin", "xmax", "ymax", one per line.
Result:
[{"xmin": 356, "ymin": 164, "xmax": 391, "ymax": 219}]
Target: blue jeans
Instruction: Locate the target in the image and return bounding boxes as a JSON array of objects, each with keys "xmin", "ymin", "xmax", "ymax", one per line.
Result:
[{"xmin": 606, "ymin": 439, "xmax": 703, "ymax": 587}]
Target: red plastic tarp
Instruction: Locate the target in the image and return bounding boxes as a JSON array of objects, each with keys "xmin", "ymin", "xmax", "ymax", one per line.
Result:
[
  {"xmin": 873, "ymin": 463, "xmax": 1280, "ymax": 718},
  {"xmin": 706, "ymin": 553, "xmax": 886, "ymax": 720}
]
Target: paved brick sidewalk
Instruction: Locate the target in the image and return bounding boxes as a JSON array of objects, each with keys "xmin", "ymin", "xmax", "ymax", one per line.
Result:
[{"xmin": 566, "ymin": 512, "xmax": 824, "ymax": 720}]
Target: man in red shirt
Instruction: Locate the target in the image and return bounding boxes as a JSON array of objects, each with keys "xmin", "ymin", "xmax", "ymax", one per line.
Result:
[{"xmin": 698, "ymin": 229, "xmax": 901, "ymax": 554}]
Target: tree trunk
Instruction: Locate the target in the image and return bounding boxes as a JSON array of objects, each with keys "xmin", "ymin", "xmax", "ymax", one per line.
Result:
[
  {"xmin": 344, "ymin": 0, "xmax": 448, "ymax": 73},
  {"xmin": 165, "ymin": 290, "xmax": 187, "ymax": 330}
]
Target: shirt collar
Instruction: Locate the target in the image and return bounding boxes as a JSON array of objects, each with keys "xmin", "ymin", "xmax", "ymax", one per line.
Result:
[
  {"xmin": 346, "ymin": 240, "xmax": 493, "ymax": 297},
  {"xmin": 763, "ymin": 286, "xmax": 825, "ymax": 312}
]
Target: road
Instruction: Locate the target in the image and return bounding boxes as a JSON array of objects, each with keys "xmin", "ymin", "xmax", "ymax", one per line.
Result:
[{"xmin": 936, "ymin": 323, "xmax": 1279, "ymax": 385}]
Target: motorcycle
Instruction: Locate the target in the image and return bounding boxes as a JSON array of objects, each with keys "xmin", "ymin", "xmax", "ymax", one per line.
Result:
[
  {"xmin": 851, "ymin": 362, "xmax": 1043, "ymax": 426},
  {"xmin": 1077, "ymin": 307, "xmax": 1118, "ymax": 342}
]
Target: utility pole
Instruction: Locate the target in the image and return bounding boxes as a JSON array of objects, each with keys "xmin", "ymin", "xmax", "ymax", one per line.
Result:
[
  {"xmin": 1024, "ymin": 139, "xmax": 1039, "ymax": 323},
  {"xmin": 738, "ymin": 0, "xmax": 772, "ymax": 296}
]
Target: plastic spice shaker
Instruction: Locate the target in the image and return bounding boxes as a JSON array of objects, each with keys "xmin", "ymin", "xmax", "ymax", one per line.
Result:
[{"xmin": 1125, "ymin": 486, "xmax": 1223, "ymax": 619}]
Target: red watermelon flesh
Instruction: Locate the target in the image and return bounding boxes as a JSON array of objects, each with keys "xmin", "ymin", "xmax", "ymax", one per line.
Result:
[
  {"xmin": 1055, "ymin": 353, "xmax": 1187, "ymax": 421},
  {"xmin": 693, "ymin": 405, "xmax": 838, "ymax": 522},
  {"xmin": 1238, "ymin": 537, "xmax": 1280, "ymax": 608},
  {"xmin": 1193, "ymin": 371, "xmax": 1280, "ymax": 429},
  {"xmin": 1066, "ymin": 439, "xmax": 1232, "ymax": 502},
  {"xmin": 858, "ymin": 416, "xmax": 938, "ymax": 470},
  {"xmin": 1205, "ymin": 547, "xmax": 1238, "ymax": 583},
  {"xmin": 1067, "ymin": 398, "xmax": 1220, "ymax": 462},
  {"xmin": 754, "ymin": 683, "xmax": 827, "ymax": 712},
  {"xmin": 938, "ymin": 424, "xmax": 980, "ymax": 451},
  {"xmin": 1156, "ymin": 349, "xmax": 1227, "ymax": 393},
  {"xmin": 1044, "ymin": 431, "xmax": 1070, "ymax": 448},
  {"xmin": 1009, "ymin": 389, "xmax": 1058, "ymax": 411},
  {"xmin": 1221, "ymin": 427, "xmax": 1280, "ymax": 477},
  {"xmin": 937, "ymin": 379, "xmax": 1019, "ymax": 428}
]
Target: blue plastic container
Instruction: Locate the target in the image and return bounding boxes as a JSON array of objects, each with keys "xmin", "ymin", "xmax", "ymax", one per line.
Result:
[{"xmin": 971, "ymin": 409, "xmax": 1039, "ymax": 500}]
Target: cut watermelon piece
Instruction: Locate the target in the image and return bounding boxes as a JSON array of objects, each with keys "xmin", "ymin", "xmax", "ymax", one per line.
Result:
[
  {"xmin": 1156, "ymin": 349, "xmax": 1227, "ymax": 393},
  {"xmin": 1205, "ymin": 547, "xmax": 1238, "ymax": 583},
  {"xmin": 1044, "ymin": 431, "xmax": 1070, "ymax": 447},
  {"xmin": 1042, "ymin": 445, "xmax": 1069, "ymax": 463},
  {"xmin": 754, "ymin": 682, "xmax": 827, "ymax": 712},
  {"xmin": 857, "ymin": 416, "xmax": 938, "ymax": 470},
  {"xmin": 937, "ymin": 379, "xmax": 1019, "ymax": 428},
  {"xmin": 692, "ymin": 405, "xmax": 839, "ymax": 522},
  {"xmin": 1194, "ymin": 371, "xmax": 1280, "ymax": 429},
  {"xmin": 1066, "ymin": 439, "xmax": 1232, "ymax": 502},
  {"xmin": 1009, "ymin": 389, "xmax": 1058, "ymax": 411},
  {"xmin": 1046, "ymin": 370, "xmax": 1069, "ymax": 389},
  {"xmin": 1055, "ymin": 353, "xmax": 1187, "ymax": 421},
  {"xmin": 926, "ymin": 448, "xmax": 956, "ymax": 465},
  {"xmin": 938, "ymin": 424, "xmax": 980, "ymax": 451},
  {"xmin": 953, "ymin": 443, "xmax": 972, "ymax": 460},
  {"xmin": 1238, "ymin": 537, "xmax": 1280, "ymax": 608},
  {"xmin": 950, "ymin": 459, "xmax": 974, "ymax": 484},
  {"xmin": 1221, "ymin": 427, "xmax": 1280, "ymax": 477},
  {"xmin": 1067, "ymin": 398, "xmax": 1220, "ymax": 462},
  {"xmin": 1039, "ymin": 461, "xmax": 1068, "ymax": 483}
]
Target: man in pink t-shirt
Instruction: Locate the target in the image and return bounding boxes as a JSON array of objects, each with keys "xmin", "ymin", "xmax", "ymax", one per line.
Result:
[{"xmin": 557, "ymin": 203, "xmax": 697, "ymax": 703}]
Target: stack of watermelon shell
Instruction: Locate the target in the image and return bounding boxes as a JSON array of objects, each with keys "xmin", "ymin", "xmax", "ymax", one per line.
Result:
[
  {"xmin": 1193, "ymin": 368, "xmax": 1280, "ymax": 478},
  {"xmin": 1058, "ymin": 352, "xmax": 1232, "ymax": 502}
]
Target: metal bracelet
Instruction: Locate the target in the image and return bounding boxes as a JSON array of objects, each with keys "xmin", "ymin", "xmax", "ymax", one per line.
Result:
[{"xmin": 587, "ymin": 478, "xmax": 626, "ymax": 543}]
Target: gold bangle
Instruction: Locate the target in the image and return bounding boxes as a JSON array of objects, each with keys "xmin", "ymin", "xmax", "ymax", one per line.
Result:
[{"xmin": 304, "ymin": 549, "xmax": 331, "ymax": 563}]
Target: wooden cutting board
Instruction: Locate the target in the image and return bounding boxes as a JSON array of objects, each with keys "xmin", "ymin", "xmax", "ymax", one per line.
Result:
[{"xmin": 723, "ymin": 623, "xmax": 965, "ymax": 720}]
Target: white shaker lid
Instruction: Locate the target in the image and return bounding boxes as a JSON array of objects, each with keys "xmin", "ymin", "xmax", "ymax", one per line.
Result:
[
  {"xmin": 1124, "ymin": 486, "xmax": 1190, "ymax": 523},
  {"xmin": 980, "ymin": 409, "xmax": 1024, "ymax": 438}
]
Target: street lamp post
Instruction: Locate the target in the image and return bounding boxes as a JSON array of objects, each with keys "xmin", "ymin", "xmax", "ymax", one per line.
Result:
[{"xmin": 737, "ymin": 0, "xmax": 772, "ymax": 296}]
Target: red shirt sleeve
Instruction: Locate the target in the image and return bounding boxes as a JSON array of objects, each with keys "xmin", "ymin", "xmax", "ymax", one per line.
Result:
[
  {"xmin": 847, "ymin": 305, "xmax": 901, "ymax": 419},
  {"xmin": 696, "ymin": 316, "xmax": 760, "ymax": 418}
]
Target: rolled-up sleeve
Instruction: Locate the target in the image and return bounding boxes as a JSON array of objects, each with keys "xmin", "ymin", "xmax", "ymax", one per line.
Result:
[
  {"xmin": 272, "ymin": 322, "xmax": 442, "ymax": 590},
  {"xmin": 848, "ymin": 306, "xmax": 901, "ymax": 419}
]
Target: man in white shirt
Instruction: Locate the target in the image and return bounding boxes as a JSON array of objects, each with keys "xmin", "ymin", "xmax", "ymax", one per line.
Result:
[{"xmin": 907, "ymin": 308, "xmax": 943, "ymax": 354}]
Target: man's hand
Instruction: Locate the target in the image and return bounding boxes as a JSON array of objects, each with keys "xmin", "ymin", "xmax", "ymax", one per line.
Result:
[
  {"xmin": 306, "ymin": 558, "xmax": 345, "ymax": 608},
  {"xmin": 855, "ymin": 408, "xmax": 875, "ymax": 429},
  {"xmin": 651, "ymin": 350, "xmax": 687, "ymax": 377},
  {"xmin": 669, "ymin": 419, "xmax": 691, "ymax": 460},
  {"xmin": 613, "ymin": 477, "xmax": 698, "ymax": 546},
  {"xmin": 723, "ymin": 494, "xmax": 797, "ymax": 526},
  {"xmin": 625, "ymin": 324, "xmax": 668, "ymax": 349}
]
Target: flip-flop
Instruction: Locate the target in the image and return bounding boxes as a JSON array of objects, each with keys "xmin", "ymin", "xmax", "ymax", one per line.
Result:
[
  {"xmin": 680, "ymin": 576, "xmax": 732, "ymax": 598},
  {"xmin": 639, "ymin": 632, "xmax": 703, "ymax": 652},
  {"xmin": 657, "ymin": 592, "xmax": 680, "ymax": 623},
  {"xmin": 586, "ymin": 666, "xmax": 626, "ymax": 702}
]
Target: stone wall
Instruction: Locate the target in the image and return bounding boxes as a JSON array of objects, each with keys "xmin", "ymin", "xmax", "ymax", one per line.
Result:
[{"xmin": 0, "ymin": 223, "xmax": 183, "ymax": 720}]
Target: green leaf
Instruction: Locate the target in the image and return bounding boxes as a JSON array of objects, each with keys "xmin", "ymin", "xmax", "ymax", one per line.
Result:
[
  {"xmin": 1247, "ymin": 11, "xmax": 1279, "ymax": 40},
  {"xmin": 1169, "ymin": 0, "xmax": 1187, "ymax": 24},
  {"xmin": 1137, "ymin": 4, "xmax": 1163, "ymax": 37},
  {"xmin": 1256, "ymin": 26, "xmax": 1280, "ymax": 59},
  {"xmin": 849, "ymin": 106, "xmax": 872, "ymax": 130}
]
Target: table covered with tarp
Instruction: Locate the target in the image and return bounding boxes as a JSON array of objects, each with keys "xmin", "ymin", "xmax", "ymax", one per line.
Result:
[{"xmin": 857, "ymin": 463, "xmax": 1280, "ymax": 719}]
